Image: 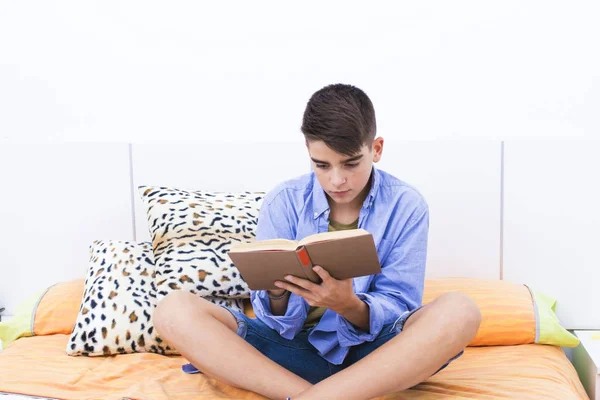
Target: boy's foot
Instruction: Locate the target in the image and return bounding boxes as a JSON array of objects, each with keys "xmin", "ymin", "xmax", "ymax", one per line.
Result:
[{"xmin": 181, "ymin": 363, "xmax": 201, "ymax": 374}]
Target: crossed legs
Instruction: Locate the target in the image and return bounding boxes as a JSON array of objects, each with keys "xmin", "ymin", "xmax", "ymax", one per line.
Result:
[{"xmin": 154, "ymin": 291, "xmax": 481, "ymax": 400}]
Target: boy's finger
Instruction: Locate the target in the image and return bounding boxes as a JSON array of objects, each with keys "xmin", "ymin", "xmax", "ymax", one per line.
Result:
[
  {"xmin": 284, "ymin": 274, "xmax": 319, "ymax": 291},
  {"xmin": 313, "ymin": 265, "xmax": 333, "ymax": 282},
  {"xmin": 275, "ymin": 281, "xmax": 310, "ymax": 298}
]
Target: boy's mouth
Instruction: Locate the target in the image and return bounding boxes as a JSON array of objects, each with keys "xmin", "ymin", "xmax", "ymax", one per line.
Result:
[{"xmin": 330, "ymin": 190, "xmax": 350, "ymax": 197}]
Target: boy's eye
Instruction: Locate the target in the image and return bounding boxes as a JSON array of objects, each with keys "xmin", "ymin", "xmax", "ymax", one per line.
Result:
[
  {"xmin": 315, "ymin": 164, "xmax": 329, "ymax": 169},
  {"xmin": 346, "ymin": 163, "xmax": 359, "ymax": 168}
]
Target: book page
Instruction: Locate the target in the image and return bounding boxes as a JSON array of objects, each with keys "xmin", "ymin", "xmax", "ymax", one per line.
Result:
[
  {"xmin": 229, "ymin": 238, "xmax": 298, "ymax": 252},
  {"xmin": 298, "ymin": 228, "xmax": 369, "ymax": 246}
]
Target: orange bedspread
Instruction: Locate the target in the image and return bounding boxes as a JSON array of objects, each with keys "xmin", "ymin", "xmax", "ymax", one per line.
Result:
[{"xmin": 0, "ymin": 335, "xmax": 587, "ymax": 400}]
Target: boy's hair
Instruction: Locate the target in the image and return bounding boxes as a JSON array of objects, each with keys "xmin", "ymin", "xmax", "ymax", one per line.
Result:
[{"xmin": 301, "ymin": 83, "xmax": 377, "ymax": 156}]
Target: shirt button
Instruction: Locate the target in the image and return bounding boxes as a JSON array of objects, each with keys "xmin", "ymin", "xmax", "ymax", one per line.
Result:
[{"xmin": 314, "ymin": 212, "xmax": 318, "ymax": 218}]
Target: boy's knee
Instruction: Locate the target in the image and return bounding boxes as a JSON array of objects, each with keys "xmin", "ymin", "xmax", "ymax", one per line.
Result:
[
  {"xmin": 154, "ymin": 291, "xmax": 200, "ymax": 337},
  {"xmin": 455, "ymin": 293, "xmax": 481, "ymax": 336},
  {"xmin": 438, "ymin": 292, "xmax": 482, "ymax": 333}
]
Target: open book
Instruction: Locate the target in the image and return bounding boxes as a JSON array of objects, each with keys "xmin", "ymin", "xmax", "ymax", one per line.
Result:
[{"xmin": 228, "ymin": 229, "xmax": 382, "ymax": 290}]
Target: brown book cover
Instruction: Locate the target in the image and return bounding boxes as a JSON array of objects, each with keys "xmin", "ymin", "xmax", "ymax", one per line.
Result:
[{"xmin": 227, "ymin": 229, "xmax": 382, "ymax": 290}]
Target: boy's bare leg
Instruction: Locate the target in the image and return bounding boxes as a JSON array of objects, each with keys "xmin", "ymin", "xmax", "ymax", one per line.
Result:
[
  {"xmin": 293, "ymin": 292, "xmax": 481, "ymax": 400},
  {"xmin": 153, "ymin": 291, "xmax": 312, "ymax": 400}
]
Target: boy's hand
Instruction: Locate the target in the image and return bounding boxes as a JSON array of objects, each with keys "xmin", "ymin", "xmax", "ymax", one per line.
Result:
[{"xmin": 274, "ymin": 265, "xmax": 360, "ymax": 315}]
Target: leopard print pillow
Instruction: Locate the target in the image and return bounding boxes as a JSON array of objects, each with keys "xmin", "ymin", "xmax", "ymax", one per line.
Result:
[
  {"xmin": 67, "ymin": 240, "xmax": 241, "ymax": 357},
  {"xmin": 138, "ymin": 186, "xmax": 264, "ymax": 304}
]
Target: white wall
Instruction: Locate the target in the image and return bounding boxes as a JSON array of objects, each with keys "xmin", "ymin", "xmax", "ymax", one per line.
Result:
[
  {"xmin": 379, "ymin": 140, "xmax": 501, "ymax": 279},
  {"xmin": 1, "ymin": 2, "xmax": 598, "ymax": 327},
  {"xmin": 1, "ymin": 1, "xmax": 599, "ymax": 143},
  {"xmin": 503, "ymin": 141, "xmax": 600, "ymax": 330},
  {"xmin": 0, "ymin": 144, "xmax": 133, "ymax": 315}
]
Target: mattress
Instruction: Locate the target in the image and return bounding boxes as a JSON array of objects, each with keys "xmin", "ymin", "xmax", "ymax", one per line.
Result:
[{"xmin": 0, "ymin": 334, "xmax": 587, "ymax": 400}]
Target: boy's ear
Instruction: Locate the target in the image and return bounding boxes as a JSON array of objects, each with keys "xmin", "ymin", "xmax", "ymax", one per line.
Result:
[{"xmin": 372, "ymin": 137, "xmax": 384, "ymax": 163}]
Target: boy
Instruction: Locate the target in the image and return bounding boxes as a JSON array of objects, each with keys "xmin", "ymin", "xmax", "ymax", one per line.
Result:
[{"xmin": 154, "ymin": 84, "xmax": 481, "ymax": 400}]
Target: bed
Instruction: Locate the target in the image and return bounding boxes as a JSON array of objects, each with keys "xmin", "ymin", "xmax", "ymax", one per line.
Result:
[
  {"xmin": 0, "ymin": 276, "xmax": 587, "ymax": 400},
  {"xmin": 0, "ymin": 334, "xmax": 586, "ymax": 400}
]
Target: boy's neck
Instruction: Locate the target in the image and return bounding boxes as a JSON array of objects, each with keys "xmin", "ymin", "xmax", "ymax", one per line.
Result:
[{"xmin": 328, "ymin": 174, "xmax": 372, "ymax": 222}]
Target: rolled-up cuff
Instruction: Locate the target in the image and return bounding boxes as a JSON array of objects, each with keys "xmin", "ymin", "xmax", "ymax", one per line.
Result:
[
  {"xmin": 250, "ymin": 290, "xmax": 307, "ymax": 339},
  {"xmin": 336, "ymin": 293, "xmax": 385, "ymax": 347}
]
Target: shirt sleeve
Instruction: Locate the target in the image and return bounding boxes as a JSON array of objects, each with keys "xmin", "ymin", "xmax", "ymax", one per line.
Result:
[
  {"xmin": 250, "ymin": 190, "xmax": 309, "ymax": 339},
  {"xmin": 336, "ymin": 204, "xmax": 429, "ymax": 346}
]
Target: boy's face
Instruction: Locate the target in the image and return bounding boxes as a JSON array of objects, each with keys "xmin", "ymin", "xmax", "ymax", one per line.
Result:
[{"xmin": 306, "ymin": 137, "xmax": 383, "ymax": 207}]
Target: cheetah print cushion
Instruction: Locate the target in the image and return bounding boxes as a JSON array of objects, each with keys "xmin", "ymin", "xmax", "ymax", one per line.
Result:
[
  {"xmin": 67, "ymin": 240, "xmax": 241, "ymax": 357},
  {"xmin": 138, "ymin": 186, "xmax": 264, "ymax": 304}
]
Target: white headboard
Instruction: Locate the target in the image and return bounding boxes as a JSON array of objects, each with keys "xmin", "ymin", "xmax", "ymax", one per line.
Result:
[{"xmin": 1, "ymin": 140, "xmax": 597, "ymax": 330}]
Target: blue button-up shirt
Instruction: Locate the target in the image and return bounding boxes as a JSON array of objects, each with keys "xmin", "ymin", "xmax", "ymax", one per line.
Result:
[{"xmin": 250, "ymin": 166, "xmax": 429, "ymax": 365}]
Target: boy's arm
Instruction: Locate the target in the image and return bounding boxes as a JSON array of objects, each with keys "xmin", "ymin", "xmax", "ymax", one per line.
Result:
[
  {"xmin": 249, "ymin": 191, "xmax": 309, "ymax": 339},
  {"xmin": 267, "ymin": 289, "xmax": 291, "ymax": 315},
  {"xmin": 336, "ymin": 205, "xmax": 429, "ymax": 344},
  {"xmin": 337, "ymin": 295, "xmax": 370, "ymax": 331}
]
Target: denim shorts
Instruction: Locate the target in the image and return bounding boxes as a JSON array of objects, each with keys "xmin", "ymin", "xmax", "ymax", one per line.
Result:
[{"xmin": 183, "ymin": 306, "xmax": 463, "ymax": 384}]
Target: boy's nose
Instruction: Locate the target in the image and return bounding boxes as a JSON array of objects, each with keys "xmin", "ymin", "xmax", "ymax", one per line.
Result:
[{"xmin": 330, "ymin": 170, "xmax": 347, "ymax": 186}]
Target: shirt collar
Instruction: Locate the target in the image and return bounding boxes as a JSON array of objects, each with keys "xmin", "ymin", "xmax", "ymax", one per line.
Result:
[{"xmin": 311, "ymin": 166, "xmax": 381, "ymax": 219}]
